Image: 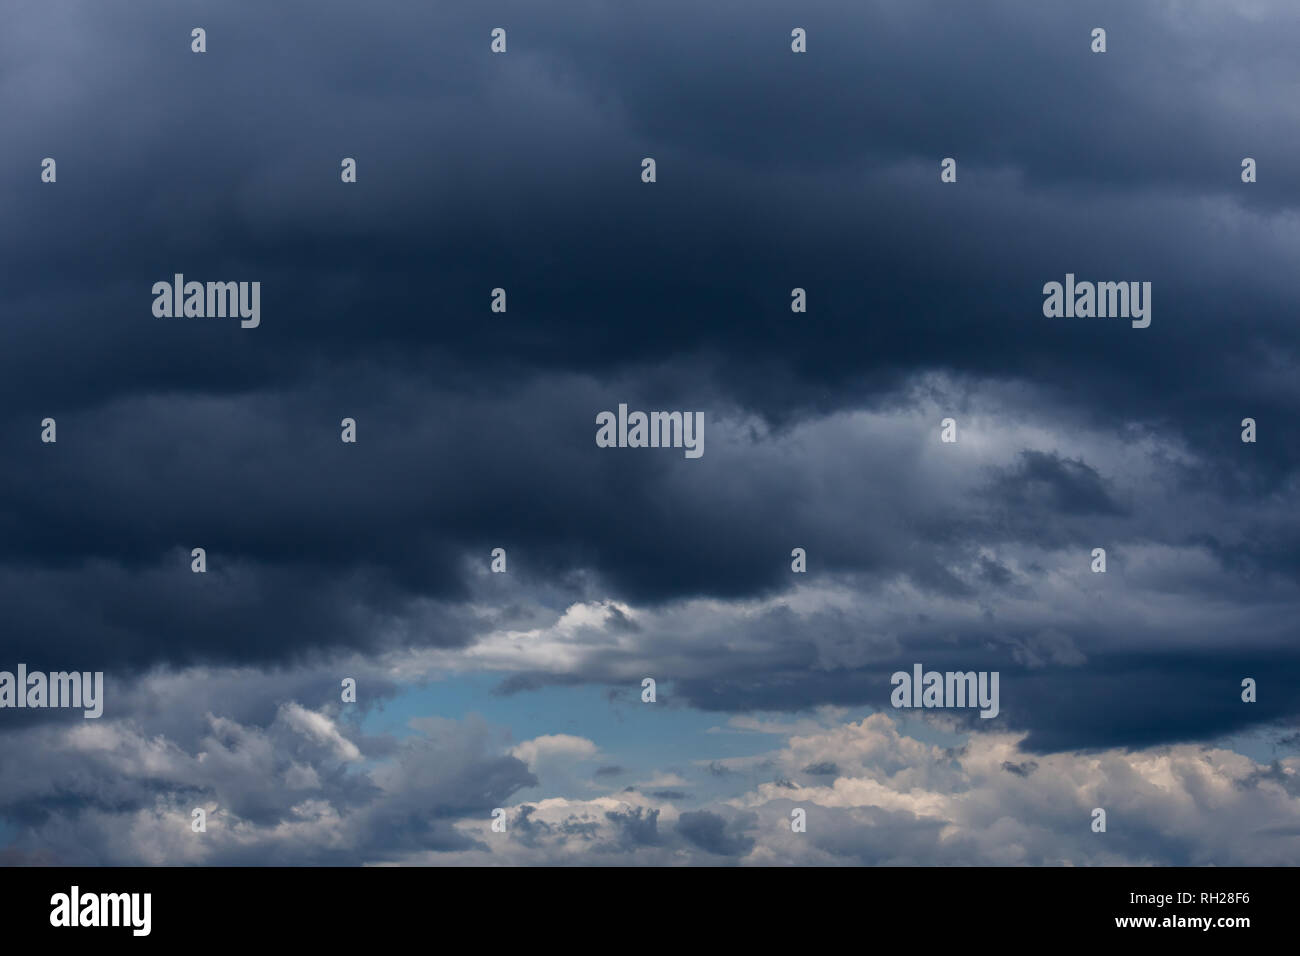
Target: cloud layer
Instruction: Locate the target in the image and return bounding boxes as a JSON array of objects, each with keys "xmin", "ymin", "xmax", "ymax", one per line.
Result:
[{"xmin": 2, "ymin": 0, "xmax": 1298, "ymax": 864}]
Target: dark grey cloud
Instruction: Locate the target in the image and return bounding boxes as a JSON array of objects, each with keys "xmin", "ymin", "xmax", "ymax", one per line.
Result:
[
  {"xmin": 986, "ymin": 450, "xmax": 1127, "ymax": 519},
  {"xmin": 676, "ymin": 810, "xmax": 757, "ymax": 857},
  {"xmin": 604, "ymin": 806, "xmax": 661, "ymax": 850},
  {"xmin": 802, "ymin": 762, "xmax": 839, "ymax": 776}
]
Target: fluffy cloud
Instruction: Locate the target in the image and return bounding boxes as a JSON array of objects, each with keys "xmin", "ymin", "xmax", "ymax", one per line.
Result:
[{"xmin": 4, "ymin": 668, "xmax": 1294, "ymax": 866}]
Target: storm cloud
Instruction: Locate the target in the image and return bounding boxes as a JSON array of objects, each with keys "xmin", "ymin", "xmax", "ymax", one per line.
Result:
[{"xmin": 1, "ymin": 0, "xmax": 1298, "ymax": 864}]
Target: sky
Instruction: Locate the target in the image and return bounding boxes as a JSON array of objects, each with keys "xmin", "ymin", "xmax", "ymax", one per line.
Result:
[{"xmin": 0, "ymin": 0, "xmax": 1298, "ymax": 865}]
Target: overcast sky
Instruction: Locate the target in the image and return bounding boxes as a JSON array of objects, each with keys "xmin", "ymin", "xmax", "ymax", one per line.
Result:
[{"xmin": 1, "ymin": 0, "xmax": 1298, "ymax": 865}]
